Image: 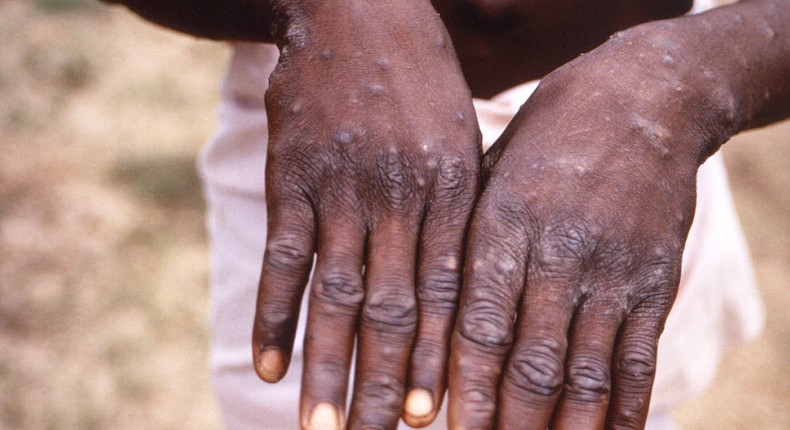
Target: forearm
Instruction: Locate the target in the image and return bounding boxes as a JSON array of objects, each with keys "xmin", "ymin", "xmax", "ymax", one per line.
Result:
[
  {"xmin": 688, "ymin": 0, "xmax": 790, "ymax": 133},
  {"xmin": 101, "ymin": 0, "xmax": 358, "ymax": 43},
  {"xmin": 103, "ymin": 0, "xmax": 449, "ymax": 46},
  {"xmin": 102, "ymin": 0, "xmax": 278, "ymax": 41},
  {"xmin": 600, "ymin": 0, "xmax": 789, "ymax": 165}
]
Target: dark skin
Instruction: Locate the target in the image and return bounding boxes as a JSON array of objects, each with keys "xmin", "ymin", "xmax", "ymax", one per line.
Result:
[{"xmin": 104, "ymin": 0, "xmax": 790, "ymax": 428}]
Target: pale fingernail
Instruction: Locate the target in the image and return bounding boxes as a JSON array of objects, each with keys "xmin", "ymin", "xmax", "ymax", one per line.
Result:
[
  {"xmin": 254, "ymin": 348, "xmax": 284, "ymax": 382},
  {"xmin": 403, "ymin": 388, "xmax": 435, "ymax": 426},
  {"xmin": 306, "ymin": 402, "xmax": 343, "ymax": 430}
]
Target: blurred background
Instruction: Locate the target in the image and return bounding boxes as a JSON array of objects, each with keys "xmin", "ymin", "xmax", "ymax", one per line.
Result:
[{"xmin": 0, "ymin": 1, "xmax": 787, "ymax": 429}]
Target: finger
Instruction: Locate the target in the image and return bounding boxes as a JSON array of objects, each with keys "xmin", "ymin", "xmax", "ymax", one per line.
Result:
[
  {"xmin": 551, "ymin": 296, "xmax": 626, "ymax": 430},
  {"xmin": 606, "ymin": 298, "xmax": 670, "ymax": 430},
  {"xmin": 405, "ymin": 156, "xmax": 477, "ymax": 428},
  {"xmin": 253, "ymin": 193, "xmax": 316, "ymax": 383},
  {"xmin": 448, "ymin": 206, "xmax": 528, "ymax": 430},
  {"xmin": 494, "ymin": 281, "xmax": 575, "ymax": 430},
  {"xmin": 348, "ymin": 219, "xmax": 419, "ymax": 430},
  {"xmin": 300, "ymin": 216, "xmax": 366, "ymax": 430}
]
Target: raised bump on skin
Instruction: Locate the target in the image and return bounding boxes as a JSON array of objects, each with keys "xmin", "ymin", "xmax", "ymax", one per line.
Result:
[
  {"xmin": 369, "ymin": 83, "xmax": 386, "ymax": 97},
  {"xmin": 376, "ymin": 58, "xmax": 393, "ymax": 70},
  {"xmin": 334, "ymin": 128, "xmax": 354, "ymax": 145}
]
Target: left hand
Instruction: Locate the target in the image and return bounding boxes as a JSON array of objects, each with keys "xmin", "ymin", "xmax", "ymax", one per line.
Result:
[{"xmin": 448, "ymin": 21, "xmax": 729, "ymax": 430}]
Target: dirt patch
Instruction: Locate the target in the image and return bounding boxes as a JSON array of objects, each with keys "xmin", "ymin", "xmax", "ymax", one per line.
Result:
[{"xmin": 1, "ymin": 1, "xmax": 225, "ymax": 429}]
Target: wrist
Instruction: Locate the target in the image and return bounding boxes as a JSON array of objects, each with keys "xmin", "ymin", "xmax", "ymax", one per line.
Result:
[
  {"xmin": 271, "ymin": 0, "xmax": 446, "ymax": 51},
  {"xmin": 595, "ymin": 19, "xmax": 743, "ymax": 166},
  {"xmin": 616, "ymin": 2, "xmax": 790, "ymax": 162},
  {"xmin": 679, "ymin": 1, "xmax": 790, "ymax": 134}
]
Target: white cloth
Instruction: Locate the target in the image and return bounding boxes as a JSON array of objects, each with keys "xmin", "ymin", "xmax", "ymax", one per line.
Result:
[{"xmin": 198, "ymin": 1, "xmax": 763, "ymax": 427}]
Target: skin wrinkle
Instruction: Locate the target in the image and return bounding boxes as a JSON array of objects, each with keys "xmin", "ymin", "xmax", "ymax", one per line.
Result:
[
  {"xmin": 565, "ymin": 354, "xmax": 612, "ymax": 396},
  {"xmin": 508, "ymin": 343, "xmax": 566, "ymax": 397},
  {"xmin": 264, "ymin": 235, "xmax": 313, "ymax": 277},
  {"xmin": 459, "ymin": 301, "xmax": 516, "ymax": 347},
  {"xmin": 362, "ymin": 290, "xmax": 419, "ymax": 332},
  {"xmin": 312, "ymin": 269, "xmax": 365, "ymax": 315},
  {"xmin": 417, "ymin": 269, "xmax": 460, "ymax": 310}
]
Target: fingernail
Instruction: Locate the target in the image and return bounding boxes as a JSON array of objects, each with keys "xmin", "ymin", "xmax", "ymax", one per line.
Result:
[
  {"xmin": 403, "ymin": 388, "xmax": 436, "ymax": 426},
  {"xmin": 254, "ymin": 348, "xmax": 284, "ymax": 382},
  {"xmin": 306, "ymin": 402, "xmax": 343, "ymax": 430}
]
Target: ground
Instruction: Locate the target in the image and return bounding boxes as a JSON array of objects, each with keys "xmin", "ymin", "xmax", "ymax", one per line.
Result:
[{"xmin": 0, "ymin": 1, "xmax": 787, "ymax": 429}]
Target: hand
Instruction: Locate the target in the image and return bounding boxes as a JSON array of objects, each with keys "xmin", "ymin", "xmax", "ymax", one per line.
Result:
[
  {"xmin": 448, "ymin": 22, "xmax": 727, "ymax": 430},
  {"xmin": 251, "ymin": 2, "xmax": 481, "ymax": 429}
]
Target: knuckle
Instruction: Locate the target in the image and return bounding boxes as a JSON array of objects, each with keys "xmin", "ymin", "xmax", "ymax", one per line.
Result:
[
  {"xmin": 375, "ymin": 153, "xmax": 416, "ymax": 211},
  {"xmin": 633, "ymin": 292, "xmax": 674, "ymax": 320},
  {"xmin": 588, "ymin": 237, "xmax": 634, "ymax": 276},
  {"xmin": 631, "ymin": 254, "xmax": 681, "ymax": 297},
  {"xmin": 418, "ymin": 265, "xmax": 460, "ymax": 311},
  {"xmin": 265, "ymin": 232, "xmax": 313, "ymax": 275},
  {"xmin": 312, "ymin": 267, "xmax": 364, "ymax": 312},
  {"xmin": 458, "ymin": 388, "xmax": 497, "ymax": 416},
  {"xmin": 362, "ymin": 290, "xmax": 418, "ymax": 333},
  {"xmin": 505, "ymin": 338, "xmax": 566, "ymax": 397},
  {"xmin": 457, "ymin": 292, "xmax": 515, "ymax": 348},
  {"xmin": 565, "ymin": 355, "xmax": 611, "ymax": 400},
  {"xmin": 625, "ymin": 261, "xmax": 680, "ymax": 313},
  {"xmin": 255, "ymin": 306, "xmax": 292, "ymax": 338},
  {"xmin": 468, "ymin": 197, "xmax": 533, "ymax": 252},
  {"xmin": 354, "ymin": 372, "xmax": 405, "ymax": 411},
  {"xmin": 537, "ymin": 218, "xmax": 595, "ymax": 270},
  {"xmin": 468, "ymin": 244, "xmax": 523, "ymax": 292},
  {"xmin": 434, "ymin": 154, "xmax": 469, "ymax": 198},
  {"xmin": 489, "ymin": 197, "xmax": 535, "ymax": 236},
  {"xmin": 616, "ymin": 338, "xmax": 658, "ymax": 388}
]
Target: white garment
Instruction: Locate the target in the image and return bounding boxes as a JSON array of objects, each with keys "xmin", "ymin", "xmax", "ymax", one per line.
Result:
[{"xmin": 198, "ymin": 2, "xmax": 763, "ymax": 427}]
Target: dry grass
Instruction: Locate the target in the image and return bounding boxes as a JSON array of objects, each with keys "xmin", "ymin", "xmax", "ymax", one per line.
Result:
[
  {"xmin": 1, "ymin": 1, "xmax": 226, "ymax": 428},
  {"xmin": 0, "ymin": 1, "xmax": 787, "ymax": 429}
]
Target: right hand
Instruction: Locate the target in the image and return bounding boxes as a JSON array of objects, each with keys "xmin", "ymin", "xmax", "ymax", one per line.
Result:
[{"xmin": 251, "ymin": 2, "xmax": 481, "ymax": 428}]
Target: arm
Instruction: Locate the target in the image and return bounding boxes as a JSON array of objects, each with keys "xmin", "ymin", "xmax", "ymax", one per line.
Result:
[
  {"xmin": 102, "ymin": 0, "xmax": 277, "ymax": 41},
  {"xmin": 643, "ymin": 0, "xmax": 790, "ymax": 151},
  {"xmin": 449, "ymin": 1, "xmax": 788, "ymax": 429}
]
